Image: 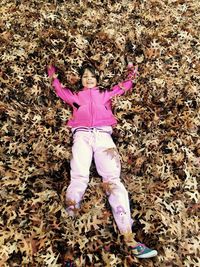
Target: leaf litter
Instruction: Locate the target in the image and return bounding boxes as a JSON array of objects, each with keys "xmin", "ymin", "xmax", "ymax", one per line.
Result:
[{"xmin": 0, "ymin": 0, "xmax": 199, "ymax": 266}]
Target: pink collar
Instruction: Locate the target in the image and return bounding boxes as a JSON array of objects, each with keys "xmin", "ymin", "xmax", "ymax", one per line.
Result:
[{"xmin": 83, "ymin": 86, "xmax": 99, "ymax": 91}]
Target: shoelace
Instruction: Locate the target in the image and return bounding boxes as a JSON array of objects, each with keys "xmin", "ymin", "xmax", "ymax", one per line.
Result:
[{"xmin": 130, "ymin": 243, "xmax": 146, "ymax": 255}]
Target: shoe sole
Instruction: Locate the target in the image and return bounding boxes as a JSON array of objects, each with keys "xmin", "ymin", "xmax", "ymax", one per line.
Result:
[
  {"xmin": 136, "ymin": 250, "xmax": 158, "ymax": 258},
  {"xmin": 104, "ymin": 243, "xmax": 158, "ymax": 259}
]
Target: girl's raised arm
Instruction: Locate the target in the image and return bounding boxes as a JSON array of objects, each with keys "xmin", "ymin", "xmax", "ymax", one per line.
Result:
[
  {"xmin": 47, "ymin": 65, "xmax": 77, "ymax": 106},
  {"xmin": 108, "ymin": 63, "xmax": 138, "ymax": 98}
]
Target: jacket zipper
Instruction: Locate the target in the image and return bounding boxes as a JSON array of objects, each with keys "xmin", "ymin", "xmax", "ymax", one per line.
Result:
[{"xmin": 90, "ymin": 89, "xmax": 93, "ymax": 126}]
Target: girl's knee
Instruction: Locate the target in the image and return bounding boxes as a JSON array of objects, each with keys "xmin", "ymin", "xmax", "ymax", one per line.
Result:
[{"xmin": 102, "ymin": 179, "xmax": 128, "ymax": 197}]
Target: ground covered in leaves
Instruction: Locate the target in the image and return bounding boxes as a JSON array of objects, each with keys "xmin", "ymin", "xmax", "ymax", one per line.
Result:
[{"xmin": 0, "ymin": 0, "xmax": 200, "ymax": 266}]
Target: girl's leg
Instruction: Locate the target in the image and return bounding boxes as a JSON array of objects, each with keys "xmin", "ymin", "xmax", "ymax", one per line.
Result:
[
  {"xmin": 66, "ymin": 132, "xmax": 93, "ymax": 215},
  {"xmin": 93, "ymin": 133, "xmax": 133, "ymax": 236},
  {"xmin": 94, "ymin": 133, "xmax": 158, "ymax": 258}
]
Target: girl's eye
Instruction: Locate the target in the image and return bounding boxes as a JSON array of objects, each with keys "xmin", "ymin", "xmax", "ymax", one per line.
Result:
[{"xmin": 83, "ymin": 75, "xmax": 95, "ymax": 78}]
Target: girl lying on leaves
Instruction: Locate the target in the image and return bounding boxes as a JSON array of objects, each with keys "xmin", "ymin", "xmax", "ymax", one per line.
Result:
[{"xmin": 47, "ymin": 62, "xmax": 158, "ymax": 261}]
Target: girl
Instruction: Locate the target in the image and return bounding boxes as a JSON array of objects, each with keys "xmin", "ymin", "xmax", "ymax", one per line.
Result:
[{"xmin": 47, "ymin": 62, "xmax": 158, "ymax": 259}]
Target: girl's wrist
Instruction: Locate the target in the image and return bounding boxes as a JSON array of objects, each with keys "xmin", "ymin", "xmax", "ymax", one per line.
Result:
[
  {"xmin": 127, "ymin": 65, "xmax": 139, "ymax": 81},
  {"xmin": 51, "ymin": 73, "xmax": 57, "ymax": 80},
  {"xmin": 47, "ymin": 65, "xmax": 57, "ymax": 79},
  {"xmin": 127, "ymin": 62, "xmax": 134, "ymax": 70}
]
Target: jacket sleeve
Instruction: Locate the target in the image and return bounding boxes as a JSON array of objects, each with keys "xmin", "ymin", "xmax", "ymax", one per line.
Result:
[
  {"xmin": 52, "ymin": 78, "xmax": 77, "ymax": 106},
  {"xmin": 108, "ymin": 79, "xmax": 133, "ymax": 98}
]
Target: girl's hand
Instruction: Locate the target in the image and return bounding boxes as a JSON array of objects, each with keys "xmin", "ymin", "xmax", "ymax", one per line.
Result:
[
  {"xmin": 127, "ymin": 63, "xmax": 139, "ymax": 80},
  {"xmin": 47, "ymin": 65, "xmax": 56, "ymax": 78}
]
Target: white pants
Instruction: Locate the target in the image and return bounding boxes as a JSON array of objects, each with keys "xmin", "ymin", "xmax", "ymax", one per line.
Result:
[{"xmin": 66, "ymin": 127, "xmax": 133, "ymax": 234}]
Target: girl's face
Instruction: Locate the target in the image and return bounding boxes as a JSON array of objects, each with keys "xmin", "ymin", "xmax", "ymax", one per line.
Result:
[{"xmin": 82, "ymin": 69, "xmax": 97, "ymax": 89}]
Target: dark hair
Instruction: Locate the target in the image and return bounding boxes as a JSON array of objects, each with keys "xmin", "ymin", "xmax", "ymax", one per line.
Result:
[{"xmin": 78, "ymin": 62, "xmax": 100, "ymax": 87}]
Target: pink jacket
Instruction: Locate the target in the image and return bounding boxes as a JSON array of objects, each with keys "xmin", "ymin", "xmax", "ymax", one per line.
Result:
[{"xmin": 52, "ymin": 78, "xmax": 133, "ymax": 127}]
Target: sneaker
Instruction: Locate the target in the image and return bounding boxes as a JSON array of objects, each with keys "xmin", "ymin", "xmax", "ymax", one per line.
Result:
[{"xmin": 129, "ymin": 243, "xmax": 158, "ymax": 258}]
